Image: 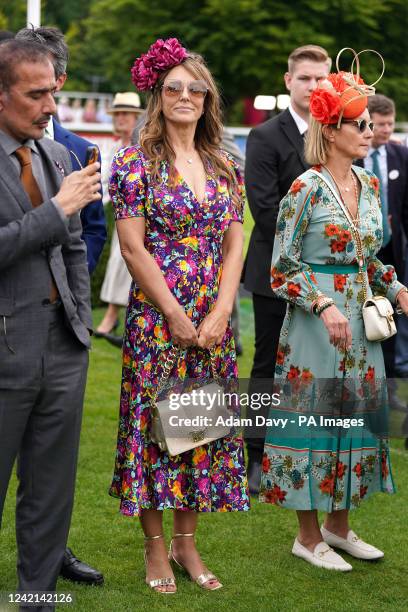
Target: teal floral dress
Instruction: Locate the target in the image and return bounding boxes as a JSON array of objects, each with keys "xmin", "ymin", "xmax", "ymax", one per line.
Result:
[
  {"xmin": 260, "ymin": 165, "xmax": 400, "ymax": 511},
  {"xmin": 108, "ymin": 145, "xmax": 249, "ymax": 516}
]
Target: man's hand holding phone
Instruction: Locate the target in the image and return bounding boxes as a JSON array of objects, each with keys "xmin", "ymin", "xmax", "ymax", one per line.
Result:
[{"xmin": 55, "ymin": 162, "xmax": 101, "ymax": 217}]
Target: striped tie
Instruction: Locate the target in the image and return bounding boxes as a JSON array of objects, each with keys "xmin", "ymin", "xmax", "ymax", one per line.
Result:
[{"xmin": 371, "ymin": 149, "xmax": 391, "ymax": 247}]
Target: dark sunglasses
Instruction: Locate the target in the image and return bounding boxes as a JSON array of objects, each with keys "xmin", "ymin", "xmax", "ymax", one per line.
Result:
[
  {"xmin": 341, "ymin": 118, "xmax": 374, "ymax": 133},
  {"xmin": 161, "ymin": 79, "xmax": 208, "ymax": 98}
]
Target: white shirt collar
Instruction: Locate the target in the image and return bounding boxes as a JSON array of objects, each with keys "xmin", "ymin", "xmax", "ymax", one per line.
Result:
[
  {"xmin": 288, "ymin": 103, "xmax": 309, "ymax": 135},
  {"xmin": 44, "ymin": 117, "xmax": 54, "ymax": 140},
  {"xmin": 368, "ymin": 144, "xmax": 386, "ymax": 157}
]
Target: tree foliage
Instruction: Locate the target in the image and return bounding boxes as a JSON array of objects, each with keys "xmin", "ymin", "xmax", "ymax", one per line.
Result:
[{"xmin": 1, "ymin": 0, "xmax": 408, "ymax": 120}]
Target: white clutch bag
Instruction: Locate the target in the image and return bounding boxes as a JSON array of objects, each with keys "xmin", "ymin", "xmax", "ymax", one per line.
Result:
[{"xmin": 362, "ymin": 296, "xmax": 397, "ymax": 342}]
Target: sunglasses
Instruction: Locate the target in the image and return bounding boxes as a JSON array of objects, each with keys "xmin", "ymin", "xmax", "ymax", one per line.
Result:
[
  {"xmin": 341, "ymin": 119, "xmax": 374, "ymax": 133},
  {"xmin": 161, "ymin": 80, "xmax": 208, "ymax": 98}
]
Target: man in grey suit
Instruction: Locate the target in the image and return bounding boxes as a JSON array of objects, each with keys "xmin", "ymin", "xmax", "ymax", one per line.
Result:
[{"xmin": 0, "ymin": 39, "xmax": 100, "ymax": 607}]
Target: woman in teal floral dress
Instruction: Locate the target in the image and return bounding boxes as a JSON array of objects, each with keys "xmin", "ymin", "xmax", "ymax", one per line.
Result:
[
  {"xmin": 260, "ymin": 66, "xmax": 408, "ymax": 570},
  {"xmin": 109, "ymin": 39, "xmax": 248, "ymax": 593}
]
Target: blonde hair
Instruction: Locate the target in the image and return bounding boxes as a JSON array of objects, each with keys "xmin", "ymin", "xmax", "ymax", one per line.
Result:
[
  {"xmin": 288, "ymin": 45, "xmax": 331, "ymax": 74},
  {"xmin": 304, "ymin": 116, "xmax": 332, "ymax": 165},
  {"xmin": 140, "ymin": 53, "xmax": 239, "ymax": 207}
]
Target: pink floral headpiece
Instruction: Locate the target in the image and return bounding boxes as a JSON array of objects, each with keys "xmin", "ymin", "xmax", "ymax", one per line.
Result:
[
  {"xmin": 131, "ymin": 38, "xmax": 188, "ymax": 91},
  {"xmin": 309, "ymin": 48, "xmax": 384, "ymax": 127}
]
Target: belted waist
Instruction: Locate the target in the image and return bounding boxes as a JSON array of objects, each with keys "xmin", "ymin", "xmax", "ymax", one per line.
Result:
[
  {"xmin": 148, "ymin": 234, "xmax": 218, "ymax": 250},
  {"xmin": 306, "ymin": 263, "xmax": 367, "ymax": 275}
]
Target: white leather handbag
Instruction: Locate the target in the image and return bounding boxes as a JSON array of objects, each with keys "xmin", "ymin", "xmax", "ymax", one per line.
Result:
[
  {"xmin": 362, "ymin": 296, "xmax": 397, "ymax": 342},
  {"xmin": 151, "ymin": 346, "xmax": 232, "ymax": 456}
]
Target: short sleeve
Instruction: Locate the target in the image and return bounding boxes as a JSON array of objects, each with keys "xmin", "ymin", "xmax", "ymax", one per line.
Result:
[
  {"xmin": 225, "ymin": 153, "xmax": 246, "ymax": 224},
  {"xmin": 109, "ymin": 145, "xmax": 147, "ymax": 220}
]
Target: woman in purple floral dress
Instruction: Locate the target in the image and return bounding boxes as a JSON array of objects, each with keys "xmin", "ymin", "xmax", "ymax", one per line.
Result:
[{"xmin": 108, "ymin": 39, "xmax": 249, "ymax": 593}]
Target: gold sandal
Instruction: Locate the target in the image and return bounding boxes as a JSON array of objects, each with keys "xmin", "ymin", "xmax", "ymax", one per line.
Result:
[
  {"xmin": 144, "ymin": 534, "xmax": 176, "ymax": 594},
  {"xmin": 168, "ymin": 532, "xmax": 222, "ymax": 591}
]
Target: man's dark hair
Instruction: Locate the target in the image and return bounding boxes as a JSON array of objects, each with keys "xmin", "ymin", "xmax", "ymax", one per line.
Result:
[
  {"xmin": 368, "ymin": 94, "xmax": 396, "ymax": 116},
  {"xmin": 16, "ymin": 26, "xmax": 68, "ymax": 78},
  {"xmin": 0, "ymin": 39, "xmax": 51, "ymax": 91}
]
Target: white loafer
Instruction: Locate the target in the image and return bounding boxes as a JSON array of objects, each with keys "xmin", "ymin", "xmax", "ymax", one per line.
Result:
[
  {"xmin": 292, "ymin": 538, "xmax": 352, "ymax": 571},
  {"xmin": 321, "ymin": 525, "xmax": 384, "ymax": 560}
]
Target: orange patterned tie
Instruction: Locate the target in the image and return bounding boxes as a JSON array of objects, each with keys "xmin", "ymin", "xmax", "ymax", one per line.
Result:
[
  {"xmin": 15, "ymin": 146, "xmax": 43, "ymax": 207},
  {"xmin": 15, "ymin": 145, "xmax": 59, "ymax": 302}
]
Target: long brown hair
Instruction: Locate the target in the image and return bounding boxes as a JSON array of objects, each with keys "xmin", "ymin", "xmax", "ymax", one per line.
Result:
[{"xmin": 140, "ymin": 53, "xmax": 239, "ymax": 206}]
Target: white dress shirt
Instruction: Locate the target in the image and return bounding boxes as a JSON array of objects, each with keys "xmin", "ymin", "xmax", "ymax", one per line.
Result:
[{"xmin": 288, "ymin": 103, "xmax": 308, "ymax": 136}]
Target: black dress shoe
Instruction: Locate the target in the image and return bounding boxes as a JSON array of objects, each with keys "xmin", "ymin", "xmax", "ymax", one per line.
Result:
[
  {"xmin": 104, "ymin": 333, "xmax": 123, "ymax": 348},
  {"xmin": 60, "ymin": 548, "xmax": 104, "ymax": 586},
  {"xmin": 247, "ymin": 460, "xmax": 261, "ymax": 496},
  {"xmin": 94, "ymin": 319, "xmax": 119, "ymax": 338}
]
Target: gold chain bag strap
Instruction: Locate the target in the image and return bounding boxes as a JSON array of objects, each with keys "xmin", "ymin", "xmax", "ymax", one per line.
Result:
[
  {"xmin": 150, "ymin": 346, "xmax": 232, "ymax": 456},
  {"xmin": 311, "ymin": 170, "xmax": 396, "ymax": 342}
]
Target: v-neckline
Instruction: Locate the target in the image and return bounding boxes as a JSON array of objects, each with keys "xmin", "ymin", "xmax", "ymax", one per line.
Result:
[
  {"xmin": 174, "ymin": 164, "xmax": 209, "ymax": 206},
  {"xmin": 323, "ymin": 166, "xmax": 363, "ymax": 223}
]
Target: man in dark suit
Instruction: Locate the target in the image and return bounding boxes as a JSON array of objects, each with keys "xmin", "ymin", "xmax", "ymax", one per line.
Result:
[
  {"xmin": 244, "ymin": 45, "xmax": 331, "ymax": 493},
  {"xmin": 15, "ymin": 27, "xmax": 105, "ymax": 584},
  {"xmin": 0, "ymin": 40, "xmax": 101, "ymax": 607},
  {"xmin": 16, "ymin": 26, "xmax": 106, "ymax": 276},
  {"xmin": 357, "ymin": 94, "xmax": 408, "ymax": 404}
]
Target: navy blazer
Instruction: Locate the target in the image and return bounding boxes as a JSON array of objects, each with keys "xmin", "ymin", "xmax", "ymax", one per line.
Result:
[
  {"xmin": 53, "ymin": 119, "xmax": 107, "ymax": 274},
  {"xmin": 357, "ymin": 142, "xmax": 408, "ymax": 278}
]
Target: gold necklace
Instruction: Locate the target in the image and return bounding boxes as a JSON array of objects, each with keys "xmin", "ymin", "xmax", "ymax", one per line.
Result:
[
  {"xmin": 325, "ymin": 166, "xmax": 354, "ymax": 191},
  {"xmin": 324, "ymin": 166, "xmax": 359, "ymax": 223},
  {"xmin": 349, "ymin": 171, "xmax": 360, "ymax": 225}
]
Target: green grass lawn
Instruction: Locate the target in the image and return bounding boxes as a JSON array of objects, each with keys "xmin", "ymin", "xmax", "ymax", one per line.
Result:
[{"xmin": 1, "ymin": 305, "xmax": 408, "ymax": 612}]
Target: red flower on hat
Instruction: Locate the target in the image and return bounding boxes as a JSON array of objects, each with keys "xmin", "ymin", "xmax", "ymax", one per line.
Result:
[
  {"xmin": 328, "ymin": 71, "xmax": 364, "ymax": 93},
  {"xmin": 310, "ymin": 88, "xmax": 341, "ymax": 124},
  {"xmin": 131, "ymin": 38, "xmax": 188, "ymax": 91},
  {"xmin": 310, "ymin": 70, "xmax": 367, "ymax": 124}
]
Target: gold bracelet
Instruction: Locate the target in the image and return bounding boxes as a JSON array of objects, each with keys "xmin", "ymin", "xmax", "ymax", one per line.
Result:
[
  {"xmin": 314, "ymin": 296, "xmax": 334, "ymax": 316},
  {"xmin": 396, "ymin": 287, "xmax": 408, "ymax": 314}
]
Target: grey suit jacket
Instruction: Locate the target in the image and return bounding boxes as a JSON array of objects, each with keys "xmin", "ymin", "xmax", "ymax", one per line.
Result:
[{"xmin": 0, "ymin": 137, "xmax": 92, "ymax": 388}]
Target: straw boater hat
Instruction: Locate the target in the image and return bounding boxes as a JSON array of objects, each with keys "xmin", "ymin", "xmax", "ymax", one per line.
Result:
[{"xmin": 108, "ymin": 92, "xmax": 143, "ymax": 114}]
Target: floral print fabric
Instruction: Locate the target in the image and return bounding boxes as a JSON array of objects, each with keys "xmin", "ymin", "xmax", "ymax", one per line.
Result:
[
  {"xmin": 108, "ymin": 145, "xmax": 249, "ymax": 516},
  {"xmin": 260, "ymin": 166, "xmax": 398, "ymax": 511}
]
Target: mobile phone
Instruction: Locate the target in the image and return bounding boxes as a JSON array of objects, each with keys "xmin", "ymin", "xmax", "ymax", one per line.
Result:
[{"xmin": 85, "ymin": 145, "xmax": 99, "ymax": 166}]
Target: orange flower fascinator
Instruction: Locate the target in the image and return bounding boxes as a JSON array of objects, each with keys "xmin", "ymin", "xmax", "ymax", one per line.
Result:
[{"xmin": 309, "ymin": 48, "xmax": 384, "ymax": 127}]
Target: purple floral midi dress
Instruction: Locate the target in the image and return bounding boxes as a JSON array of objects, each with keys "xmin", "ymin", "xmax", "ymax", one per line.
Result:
[{"xmin": 108, "ymin": 145, "xmax": 250, "ymax": 516}]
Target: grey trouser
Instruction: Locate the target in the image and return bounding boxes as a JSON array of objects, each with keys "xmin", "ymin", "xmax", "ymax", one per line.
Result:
[{"xmin": 0, "ymin": 303, "xmax": 88, "ymax": 607}]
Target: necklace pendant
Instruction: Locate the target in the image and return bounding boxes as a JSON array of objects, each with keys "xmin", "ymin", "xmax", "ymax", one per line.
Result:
[
  {"xmin": 356, "ymin": 261, "xmax": 365, "ymax": 283},
  {"xmin": 187, "ymin": 158, "xmax": 193, "ymax": 164},
  {"xmin": 344, "ymin": 187, "xmax": 350, "ymax": 192}
]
